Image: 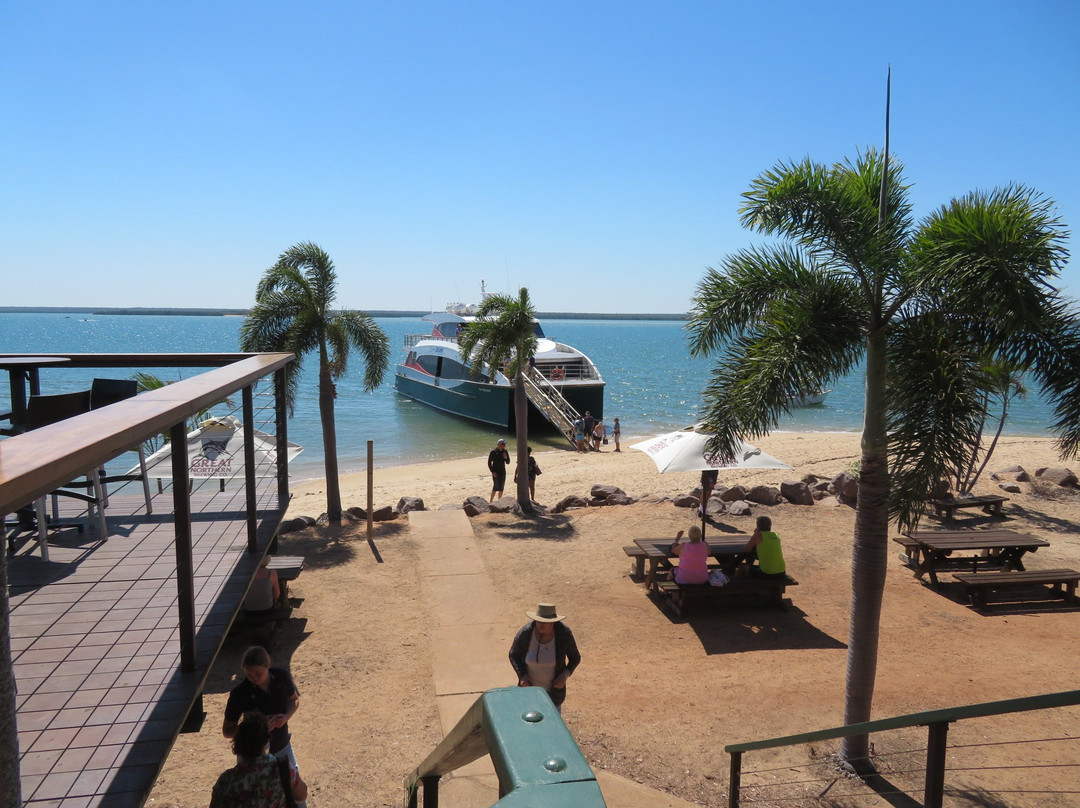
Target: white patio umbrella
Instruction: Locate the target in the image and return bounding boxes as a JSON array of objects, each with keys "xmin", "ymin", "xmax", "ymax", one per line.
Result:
[
  {"xmin": 630, "ymin": 426, "xmax": 791, "ymax": 474},
  {"xmin": 138, "ymin": 415, "xmax": 303, "ymax": 480}
]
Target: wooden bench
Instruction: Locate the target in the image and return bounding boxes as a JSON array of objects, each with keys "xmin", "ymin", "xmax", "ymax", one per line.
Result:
[
  {"xmin": 953, "ymin": 569, "xmax": 1080, "ymax": 609},
  {"xmin": 656, "ymin": 575, "xmax": 798, "ymax": 619},
  {"xmin": 929, "ymin": 495, "xmax": 1008, "ymax": 521},
  {"xmin": 623, "ymin": 545, "xmax": 648, "ymax": 579},
  {"xmin": 893, "ymin": 536, "xmax": 920, "ymax": 566}
]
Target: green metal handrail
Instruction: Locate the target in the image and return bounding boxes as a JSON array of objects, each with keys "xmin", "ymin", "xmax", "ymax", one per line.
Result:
[
  {"xmin": 725, "ymin": 688, "xmax": 1080, "ymax": 808},
  {"xmin": 404, "ymin": 687, "xmax": 606, "ymax": 808}
]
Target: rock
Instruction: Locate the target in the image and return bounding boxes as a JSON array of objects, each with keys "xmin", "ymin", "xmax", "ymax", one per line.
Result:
[
  {"xmin": 606, "ymin": 492, "xmax": 636, "ymax": 506},
  {"xmin": 800, "ymin": 473, "xmax": 822, "ymax": 484},
  {"xmin": 396, "ymin": 496, "xmax": 425, "ymax": 513},
  {"xmin": 437, "ymin": 503, "xmax": 461, "ymax": 511},
  {"xmin": 831, "ymin": 472, "xmax": 858, "ymax": 503},
  {"xmin": 673, "ymin": 494, "xmax": 700, "ymax": 509},
  {"xmin": 463, "ymin": 496, "xmax": 491, "ymax": 517},
  {"xmin": 726, "ymin": 500, "xmax": 753, "ymax": 516},
  {"xmin": 346, "ymin": 506, "xmax": 366, "ymax": 520},
  {"xmin": 1035, "ymin": 467, "xmax": 1078, "ymax": 487},
  {"xmin": 371, "ymin": 506, "xmax": 397, "ymax": 521},
  {"xmin": 315, "ymin": 513, "xmax": 331, "ymax": 526},
  {"xmin": 719, "ymin": 485, "xmax": 747, "ymax": 502},
  {"xmin": 489, "ymin": 497, "xmax": 520, "ymax": 514},
  {"xmin": 590, "ymin": 484, "xmax": 626, "ymax": 501},
  {"xmin": 991, "ymin": 468, "xmax": 1030, "ymax": 483},
  {"xmin": 278, "ymin": 516, "xmax": 313, "ymax": 534},
  {"xmin": 554, "ymin": 494, "xmax": 590, "ymax": 513},
  {"xmin": 811, "ymin": 481, "xmax": 831, "ymax": 494},
  {"xmin": 746, "ymin": 485, "xmax": 783, "ymax": 506},
  {"xmin": 781, "ymin": 481, "xmax": 814, "ymax": 506},
  {"xmin": 705, "ymin": 498, "xmax": 725, "ymax": 516},
  {"xmin": 998, "ymin": 483, "xmax": 1022, "ymax": 493}
]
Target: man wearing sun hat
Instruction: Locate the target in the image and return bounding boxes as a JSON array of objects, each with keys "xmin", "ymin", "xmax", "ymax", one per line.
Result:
[{"xmin": 508, "ymin": 603, "xmax": 581, "ymax": 711}]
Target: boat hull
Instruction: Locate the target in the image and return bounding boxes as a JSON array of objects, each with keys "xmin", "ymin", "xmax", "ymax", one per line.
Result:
[{"xmin": 394, "ymin": 371, "xmax": 511, "ymax": 428}]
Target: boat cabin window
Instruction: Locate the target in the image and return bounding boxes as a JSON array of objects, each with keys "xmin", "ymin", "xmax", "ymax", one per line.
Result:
[
  {"xmin": 414, "ymin": 352, "xmax": 488, "ymax": 382},
  {"xmin": 532, "ymin": 322, "xmax": 545, "ymax": 338}
]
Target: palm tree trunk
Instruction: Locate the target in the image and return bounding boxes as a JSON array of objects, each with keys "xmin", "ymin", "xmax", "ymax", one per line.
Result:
[
  {"xmin": 513, "ymin": 371, "xmax": 534, "ymax": 514},
  {"xmin": 0, "ymin": 551, "xmax": 22, "ymax": 807},
  {"xmin": 841, "ymin": 330, "xmax": 890, "ymax": 769},
  {"xmin": 319, "ymin": 351, "xmax": 343, "ymax": 523}
]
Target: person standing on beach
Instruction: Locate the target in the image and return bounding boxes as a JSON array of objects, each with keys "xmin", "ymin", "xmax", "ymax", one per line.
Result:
[
  {"xmin": 591, "ymin": 420, "xmax": 607, "ymax": 451},
  {"xmin": 700, "ymin": 468, "xmax": 718, "ymax": 516},
  {"xmin": 488, "ymin": 438, "xmax": 511, "ymax": 501},
  {"xmin": 509, "ymin": 603, "xmax": 581, "ymax": 712},
  {"xmin": 582, "ymin": 411, "xmax": 595, "ymax": 441},
  {"xmin": 513, "ymin": 446, "xmax": 541, "ymax": 502},
  {"xmin": 223, "ymin": 646, "xmax": 307, "ymax": 808},
  {"xmin": 612, "ymin": 417, "xmax": 621, "ymax": 452}
]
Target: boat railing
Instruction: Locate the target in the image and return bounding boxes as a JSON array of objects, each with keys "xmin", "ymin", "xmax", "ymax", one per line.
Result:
[
  {"xmin": 403, "ymin": 333, "xmax": 458, "ymax": 349},
  {"xmin": 522, "ymin": 370, "xmax": 579, "ymax": 447},
  {"xmin": 534, "ymin": 363, "xmax": 599, "ymax": 383}
]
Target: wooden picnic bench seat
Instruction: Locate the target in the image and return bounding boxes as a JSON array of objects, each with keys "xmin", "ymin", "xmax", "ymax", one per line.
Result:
[
  {"xmin": 953, "ymin": 568, "xmax": 1080, "ymax": 609},
  {"xmin": 623, "ymin": 545, "xmax": 648, "ymax": 579},
  {"xmin": 232, "ymin": 606, "xmax": 294, "ymax": 645},
  {"xmin": 929, "ymin": 494, "xmax": 1009, "ymax": 521},
  {"xmin": 656, "ymin": 575, "xmax": 799, "ymax": 619}
]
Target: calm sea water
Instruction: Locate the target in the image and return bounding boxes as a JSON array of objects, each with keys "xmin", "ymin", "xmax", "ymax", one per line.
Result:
[{"xmin": 0, "ymin": 312, "xmax": 1059, "ymax": 481}]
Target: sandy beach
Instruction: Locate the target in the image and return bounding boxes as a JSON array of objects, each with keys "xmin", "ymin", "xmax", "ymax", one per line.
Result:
[{"xmin": 149, "ymin": 432, "xmax": 1080, "ymax": 807}]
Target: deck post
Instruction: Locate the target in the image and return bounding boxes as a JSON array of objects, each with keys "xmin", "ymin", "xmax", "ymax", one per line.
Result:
[
  {"xmin": 171, "ymin": 422, "xmax": 197, "ymax": 673},
  {"xmin": 274, "ymin": 369, "xmax": 289, "ymax": 510},
  {"xmin": 923, "ymin": 721, "xmax": 949, "ymax": 808},
  {"xmin": 0, "ymin": 539, "xmax": 23, "ymax": 807},
  {"xmin": 421, "ymin": 774, "xmax": 439, "ymax": 808},
  {"xmin": 728, "ymin": 751, "xmax": 742, "ymax": 808},
  {"xmin": 242, "ymin": 385, "xmax": 257, "ymax": 552}
]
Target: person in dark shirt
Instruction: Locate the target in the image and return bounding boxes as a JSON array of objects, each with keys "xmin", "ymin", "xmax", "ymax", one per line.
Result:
[
  {"xmin": 488, "ymin": 439, "xmax": 510, "ymax": 502},
  {"xmin": 223, "ymin": 646, "xmax": 306, "ymax": 807}
]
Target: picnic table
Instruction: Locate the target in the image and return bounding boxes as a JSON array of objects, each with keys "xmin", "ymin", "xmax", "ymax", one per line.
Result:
[
  {"xmin": 899, "ymin": 528, "xmax": 1049, "ymax": 588},
  {"xmin": 267, "ymin": 554, "xmax": 305, "ymax": 608},
  {"xmin": 928, "ymin": 494, "xmax": 1009, "ymax": 521},
  {"xmin": 629, "ymin": 537, "xmax": 752, "ymax": 592}
]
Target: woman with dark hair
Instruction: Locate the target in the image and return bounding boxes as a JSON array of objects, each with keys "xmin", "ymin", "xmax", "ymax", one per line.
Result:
[{"xmin": 211, "ymin": 712, "xmax": 307, "ymax": 807}]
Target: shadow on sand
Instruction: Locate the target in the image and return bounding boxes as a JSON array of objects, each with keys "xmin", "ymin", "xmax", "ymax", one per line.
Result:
[{"xmin": 658, "ymin": 599, "xmax": 846, "ymax": 655}]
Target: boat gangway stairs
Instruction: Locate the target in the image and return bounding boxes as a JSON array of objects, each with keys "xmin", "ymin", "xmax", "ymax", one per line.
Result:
[{"xmin": 522, "ymin": 371, "xmax": 580, "ymax": 448}]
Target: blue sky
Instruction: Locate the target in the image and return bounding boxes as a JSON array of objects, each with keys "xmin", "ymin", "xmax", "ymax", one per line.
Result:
[{"xmin": 3, "ymin": 1, "xmax": 1077, "ymax": 313}]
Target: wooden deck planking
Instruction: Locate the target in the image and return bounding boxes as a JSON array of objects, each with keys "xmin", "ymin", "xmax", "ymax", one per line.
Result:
[{"xmin": 7, "ymin": 477, "xmax": 285, "ymax": 807}]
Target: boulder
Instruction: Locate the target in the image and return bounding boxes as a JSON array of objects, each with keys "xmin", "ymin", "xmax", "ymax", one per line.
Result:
[
  {"xmin": 998, "ymin": 483, "xmax": 1022, "ymax": 494},
  {"xmin": 315, "ymin": 513, "xmax": 332, "ymax": 527},
  {"xmin": 1035, "ymin": 467, "xmax": 1078, "ymax": 487},
  {"xmin": 991, "ymin": 467, "xmax": 1030, "ymax": 483},
  {"xmin": 346, "ymin": 506, "xmax": 367, "ymax": 520},
  {"xmin": 489, "ymin": 497, "xmax": 520, "ymax": 514},
  {"xmin": 371, "ymin": 505, "xmax": 397, "ymax": 522},
  {"xmin": 278, "ymin": 516, "xmax": 313, "ymax": 534},
  {"xmin": 590, "ymin": 484, "xmax": 626, "ymax": 501},
  {"xmin": 673, "ymin": 494, "xmax": 700, "ymax": 509},
  {"xmin": 781, "ymin": 481, "xmax": 814, "ymax": 506},
  {"xmin": 463, "ymin": 496, "xmax": 491, "ymax": 517},
  {"xmin": 705, "ymin": 498, "xmax": 725, "ymax": 516},
  {"xmin": 396, "ymin": 496, "xmax": 425, "ymax": 513},
  {"xmin": 800, "ymin": 473, "xmax": 822, "ymax": 485},
  {"xmin": 746, "ymin": 485, "xmax": 783, "ymax": 506},
  {"xmin": 554, "ymin": 494, "xmax": 590, "ymax": 513},
  {"xmin": 726, "ymin": 500, "xmax": 753, "ymax": 517},
  {"xmin": 606, "ymin": 492, "xmax": 636, "ymax": 506},
  {"xmin": 719, "ymin": 485, "xmax": 748, "ymax": 502},
  {"xmin": 831, "ymin": 472, "xmax": 858, "ymax": 503}
]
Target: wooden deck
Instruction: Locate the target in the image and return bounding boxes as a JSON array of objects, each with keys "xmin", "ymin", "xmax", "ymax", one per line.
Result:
[{"xmin": 7, "ymin": 477, "xmax": 285, "ymax": 807}]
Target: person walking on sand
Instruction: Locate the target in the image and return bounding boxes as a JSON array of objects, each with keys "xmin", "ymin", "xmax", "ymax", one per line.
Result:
[
  {"xmin": 488, "ymin": 438, "xmax": 511, "ymax": 501},
  {"xmin": 612, "ymin": 417, "xmax": 621, "ymax": 451},
  {"xmin": 514, "ymin": 446, "xmax": 542, "ymax": 502},
  {"xmin": 509, "ymin": 603, "xmax": 581, "ymax": 712},
  {"xmin": 591, "ymin": 420, "xmax": 607, "ymax": 451}
]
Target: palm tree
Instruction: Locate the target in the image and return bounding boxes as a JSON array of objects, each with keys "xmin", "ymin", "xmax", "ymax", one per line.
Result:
[
  {"xmin": 240, "ymin": 242, "xmax": 389, "ymax": 523},
  {"xmin": 457, "ymin": 288, "xmax": 539, "ymax": 513},
  {"xmin": 688, "ymin": 150, "xmax": 1080, "ymax": 767}
]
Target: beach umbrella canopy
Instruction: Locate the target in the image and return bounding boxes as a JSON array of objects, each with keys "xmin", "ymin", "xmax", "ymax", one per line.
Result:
[
  {"xmin": 630, "ymin": 427, "xmax": 791, "ymax": 474},
  {"xmin": 138, "ymin": 415, "xmax": 303, "ymax": 480}
]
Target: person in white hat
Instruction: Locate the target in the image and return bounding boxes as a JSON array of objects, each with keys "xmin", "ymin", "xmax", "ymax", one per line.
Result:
[{"xmin": 508, "ymin": 603, "xmax": 581, "ymax": 711}]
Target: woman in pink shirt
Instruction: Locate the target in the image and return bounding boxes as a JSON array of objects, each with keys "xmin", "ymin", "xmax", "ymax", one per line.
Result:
[{"xmin": 671, "ymin": 525, "xmax": 710, "ymax": 585}]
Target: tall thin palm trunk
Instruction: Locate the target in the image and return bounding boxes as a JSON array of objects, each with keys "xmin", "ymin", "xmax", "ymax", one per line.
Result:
[
  {"xmin": 513, "ymin": 371, "xmax": 534, "ymax": 513},
  {"xmin": 319, "ymin": 349, "xmax": 342, "ymax": 522}
]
